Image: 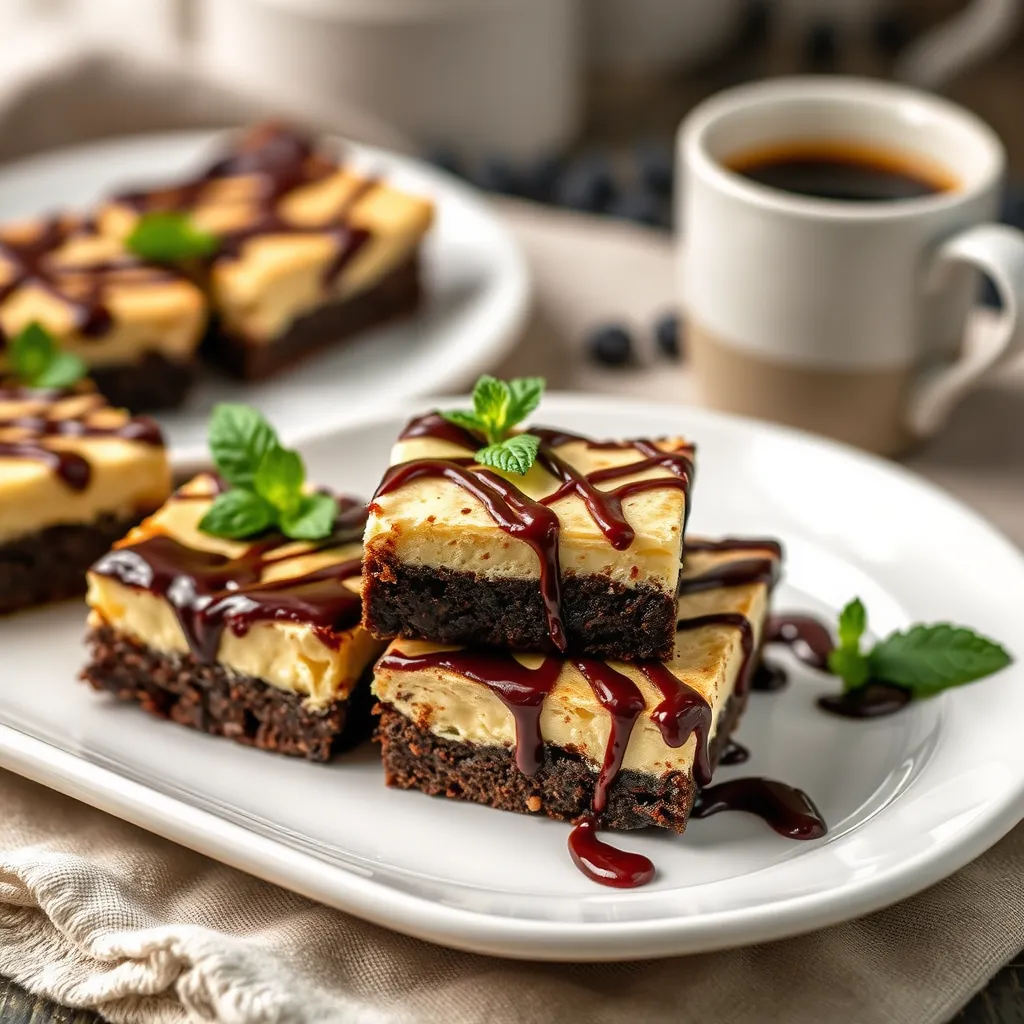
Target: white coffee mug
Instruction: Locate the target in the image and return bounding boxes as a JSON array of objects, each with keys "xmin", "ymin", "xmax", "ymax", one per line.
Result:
[{"xmin": 678, "ymin": 77, "xmax": 1024, "ymax": 455}]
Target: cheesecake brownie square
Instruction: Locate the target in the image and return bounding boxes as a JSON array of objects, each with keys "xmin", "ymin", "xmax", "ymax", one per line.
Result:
[
  {"xmin": 0, "ymin": 215, "xmax": 207, "ymax": 411},
  {"xmin": 0, "ymin": 382, "xmax": 170, "ymax": 613},
  {"xmin": 362, "ymin": 413, "xmax": 695, "ymax": 661},
  {"xmin": 100, "ymin": 122, "xmax": 434, "ymax": 380},
  {"xmin": 372, "ymin": 538, "xmax": 780, "ymax": 831},
  {"xmin": 83, "ymin": 474, "xmax": 386, "ymax": 760}
]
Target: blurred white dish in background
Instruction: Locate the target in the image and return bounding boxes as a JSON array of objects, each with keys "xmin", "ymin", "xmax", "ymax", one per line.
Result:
[
  {"xmin": 0, "ymin": 129, "xmax": 530, "ymax": 455},
  {"xmin": 194, "ymin": 0, "xmax": 582, "ymax": 161}
]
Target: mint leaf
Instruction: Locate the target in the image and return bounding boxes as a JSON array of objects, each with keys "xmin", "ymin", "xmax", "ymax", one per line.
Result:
[
  {"xmin": 868, "ymin": 624, "xmax": 1012, "ymax": 697},
  {"xmin": 126, "ymin": 212, "xmax": 219, "ymax": 262},
  {"xmin": 199, "ymin": 489, "xmax": 275, "ymax": 539},
  {"xmin": 836, "ymin": 597, "xmax": 866, "ymax": 650},
  {"xmin": 472, "ymin": 375, "xmax": 511, "ymax": 443},
  {"xmin": 208, "ymin": 404, "xmax": 279, "ymax": 490},
  {"xmin": 476, "ymin": 433, "xmax": 540, "ymax": 475},
  {"xmin": 828, "ymin": 646, "xmax": 870, "ymax": 690},
  {"xmin": 34, "ymin": 350, "xmax": 88, "ymax": 389},
  {"xmin": 9, "ymin": 322, "xmax": 87, "ymax": 389},
  {"xmin": 506, "ymin": 376, "xmax": 545, "ymax": 425},
  {"xmin": 254, "ymin": 445, "xmax": 304, "ymax": 513},
  {"xmin": 440, "ymin": 410, "xmax": 485, "ymax": 436},
  {"xmin": 279, "ymin": 492, "xmax": 337, "ymax": 540}
]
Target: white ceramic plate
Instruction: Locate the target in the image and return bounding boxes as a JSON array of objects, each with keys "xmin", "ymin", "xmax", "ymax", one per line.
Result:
[
  {"xmin": 0, "ymin": 131, "xmax": 529, "ymax": 456},
  {"xmin": 1, "ymin": 394, "xmax": 1022, "ymax": 961}
]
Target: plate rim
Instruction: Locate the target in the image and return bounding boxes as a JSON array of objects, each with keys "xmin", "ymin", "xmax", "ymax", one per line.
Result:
[
  {"xmin": 2, "ymin": 392, "xmax": 1023, "ymax": 961},
  {"xmin": 0, "ymin": 128, "xmax": 532, "ymax": 458}
]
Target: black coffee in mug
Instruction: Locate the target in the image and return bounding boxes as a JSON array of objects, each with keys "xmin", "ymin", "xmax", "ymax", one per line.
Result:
[{"xmin": 726, "ymin": 141, "xmax": 958, "ymax": 202}]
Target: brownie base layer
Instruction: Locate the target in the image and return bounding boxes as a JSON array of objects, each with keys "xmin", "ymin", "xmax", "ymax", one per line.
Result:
[
  {"xmin": 82, "ymin": 625, "xmax": 373, "ymax": 761},
  {"xmin": 0, "ymin": 513, "xmax": 146, "ymax": 616},
  {"xmin": 203, "ymin": 254, "xmax": 423, "ymax": 381},
  {"xmin": 376, "ymin": 691, "xmax": 745, "ymax": 832},
  {"xmin": 363, "ymin": 554, "xmax": 677, "ymax": 661},
  {"xmin": 90, "ymin": 352, "xmax": 196, "ymax": 413}
]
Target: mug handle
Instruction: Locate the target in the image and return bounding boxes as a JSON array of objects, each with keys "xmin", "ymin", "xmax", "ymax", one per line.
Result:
[{"xmin": 906, "ymin": 223, "xmax": 1024, "ymax": 438}]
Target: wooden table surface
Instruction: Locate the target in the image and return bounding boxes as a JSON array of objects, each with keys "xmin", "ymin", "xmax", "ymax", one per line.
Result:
[{"xmin": 3, "ymin": 1, "xmax": 1023, "ymax": 1021}]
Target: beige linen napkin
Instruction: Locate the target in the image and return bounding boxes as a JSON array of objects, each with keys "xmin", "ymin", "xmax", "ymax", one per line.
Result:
[{"xmin": 0, "ymin": 47, "xmax": 1022, "ymax": 1024}]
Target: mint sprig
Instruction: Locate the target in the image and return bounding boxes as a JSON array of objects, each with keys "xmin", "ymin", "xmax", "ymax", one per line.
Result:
[
  {"xmin": 199, "ymin": 404, "xmax": 337, "ymax": 542},
  {"xmin": 8, "ymin": 322, "xmax": 87, "ymax": 389},
  {"xmin": 125, "ymin": 212, "xmax": 219, "ymax": 263},
  {"xmin": 440, "ymin": 375, "xmax": 545, "ymax": 475},
  {"xmin": 826, "ymin": 597, "xmax": 1011, "ymax": 698}
]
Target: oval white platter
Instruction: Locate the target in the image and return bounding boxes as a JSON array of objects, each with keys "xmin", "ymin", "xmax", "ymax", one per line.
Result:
[
  {"xmin": 0, "ymin": 131, "xmax": 529, "ymax": 455},
  {"xmin": 0, "ymin": 394, "xmax": 1021, "ymax": 961}
]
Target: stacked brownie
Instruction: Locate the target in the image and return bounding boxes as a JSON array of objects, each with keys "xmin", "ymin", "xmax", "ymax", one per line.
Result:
[{"xmin": 363, "ymin": 411, "xmax": 782, "ymax": 836}]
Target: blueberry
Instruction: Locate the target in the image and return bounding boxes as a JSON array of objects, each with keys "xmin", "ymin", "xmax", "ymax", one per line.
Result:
[
  {"xmin": 738, "ymin": 0, "xmax": 771, "ymax": 47},
  {"xmin": 587, "ymin": 324, "xmax": 633, "ymax": 367},
  {"xmin": 424, "ymin": 144, "xmax": 461, "ymax": 178},
  {"xmin": 634, "ymin": 140, "xmax": 674, "ymax": 196},
  {"xmin": 804, "ymin": 20, "xmax": 839, "ymax": 69},
  {"xmin": 555, "ymin": 154, "xmax": 617, "ymax": 213},
  {"xmin": 519, "ymin": 153, "xmax": 563, "ymax": 203},
  {"xmin": 606, "ymin": 187, "xmax": 664, "ymax": 228},
  {"xmin": 473, "ymin": 155, "xmax": 519, "ymax": 195},
  {"xmin": 871, "ymin": 10, "xmax": 912, "ymax": 55},
  {"xmin": 654, "ymin": 312, "xmax": 682, "ymax": 359}
]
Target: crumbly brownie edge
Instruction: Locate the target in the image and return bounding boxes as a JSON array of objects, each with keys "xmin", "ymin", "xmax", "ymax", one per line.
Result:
[
  {"xmin": 82, "ymin": 624, "xmax": 373, "ymax": 761},
  {"xmin": 376, "ymin": 690, "xmax": 745, "ymax": 832},
  {"xmin": 90, "ymin": 352, "xmax": 197, "ymax": 413},
  {"xmin": 362, "ymin": 549, "xmax": 677, "ymax": 661},
  {"xmin": 203, "ymin": 254, "xmax": 422, "ymax": 381},
  {"xmin": 0, "ymin": 513, "xmax": 148, "ymax": 615}
]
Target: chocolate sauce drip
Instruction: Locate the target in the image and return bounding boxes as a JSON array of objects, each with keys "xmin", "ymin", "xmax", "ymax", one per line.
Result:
[
  {"xmin": 0, "ymin": 393, "xmax": 164, "ymax": 490},
  {"xmin": 90, "ymin": 497, "xmax": 367, "ymax": 661},
  {"xmin": 380, "ymin": 413, "xmax": 696, "ymax": 650},
  {"xmin": 115, "ymin": 122, "xmax": 375, "ymax": 284},
  {"xmin": 692, "ymin": 777, "xmax": 827, "ymax": 839},
  {"xmin": 818, "ymin": 682, "xmax": 911, "ymax": 719},
  {"xmin": 719, "ymin": 739, "xmax": 750, "ymax": 766},
  {"xmin": 751, "ymin": 662, "xmax": 789, "ymax": 692},
  {"xmin": 567, "ymin": 817, "xmax": 655, "ymax": 889},
  {"xmin": 676, "ymin": 613, "xmax": 756, "ymax": 698},
  {"xmin": 375, "ymin": 648, "xmax": 561, "ymax": 775},
  {"xmin": 574, "ymin": 659, "xmax": 646, "ymax": 812},
  {"xmin": 639, "ymin": 662, "xmax": 713, "ymax": 786},
  {"xmin": 765, "ymin": 614, "xmax": 834, "ymax": 670}
]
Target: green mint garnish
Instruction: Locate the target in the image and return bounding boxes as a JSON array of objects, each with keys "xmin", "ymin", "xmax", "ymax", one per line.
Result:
[
  {"xmin": 125, "ymin": 212, "xmax": 219, "ymax": 262},
  {"xmin": 9, "ymin": 321, "xmax": 87, "ymax": 389},
  {"xmin": 440, "ymin": 374, "xmax": 545, "ymax": 475},
  {"xmin": 827, "ymin": 597, "xmax": 1011, "ymax": 698},
  {"xmin": 199, "ymin": 404, "xmax": 336, "ymax": 542}
]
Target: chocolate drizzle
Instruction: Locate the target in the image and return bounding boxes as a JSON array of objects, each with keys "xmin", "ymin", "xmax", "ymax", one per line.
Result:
[
  {"xmin": 765, "ymin": 614, "xmax": 834, "ymax": 671},
  {"xmin": 639, "ymin": 662, "xmax": 713, "ymax": 786},
  {"xmin": 91, "ymin": 493, "xmax": 367, "ymax": 660},
  {"xmin": 380, "ymin": 412, "xmax": 696, "ymax": 651},
  {"xmin": 692, "ymin": 777, "xmax": 827, "ymax": 840},
  {"xmin": 115, "ymin": 122, "xmax": 376, "ymax": 284},
  {"xmin": 0, "ymin": 388, "xmax": 164, "ymax": 490},
  {"xmin": 719, "ymin": 739, "xmax": 750, "ymax": 765}
]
